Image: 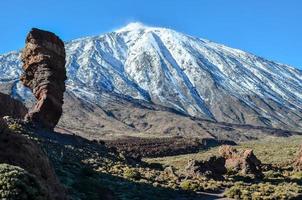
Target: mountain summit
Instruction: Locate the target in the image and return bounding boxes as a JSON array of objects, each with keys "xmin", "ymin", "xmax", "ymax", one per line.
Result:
[
  {"xmin": 116, "ymin": 22, "xmax": 149, "ymax": 32},
  {"xmin": 0, "ymin": 23, "xmax": 302, "ymax": 133}
]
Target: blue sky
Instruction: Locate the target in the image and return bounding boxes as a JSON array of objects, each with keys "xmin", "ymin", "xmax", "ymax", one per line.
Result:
[{"xmin": 1, "ymin": 0, "xmax": 301, "ymax": 69}]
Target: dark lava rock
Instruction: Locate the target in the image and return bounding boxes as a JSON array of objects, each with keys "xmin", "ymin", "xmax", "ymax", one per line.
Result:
[
  {"xmin": 0, "ymin": 92, "xmax": 27, "ymax": 118},
  {"xmin": 21, "ymin": 28, "xmax": 66, "ymax": 130},
  {"xmin": 200, "ymin": 138, "xmax": 237, "ymax": 147},
  {"xmin": 105, "ymin": 136, "xmax": 205, "ymax": 158},
  {"xmin": 219, "ymin": 145, "xmax": 263, "ymax": 177},
  {"xmin": 185, "ymin": 156, "xmax": 227, "ymax": 180}
]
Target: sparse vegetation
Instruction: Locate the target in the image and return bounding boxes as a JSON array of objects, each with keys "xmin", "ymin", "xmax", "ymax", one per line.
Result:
[
  {"xmin": 291, "ymin": 171, "xmax": 302, "ymax": 180},
  {"xmin": 144, "ymin": 136, "xmax": 302, "ymax": 199},
  {"xmin": 0, "ymin": 164, "xmax": 46, "ymax": 200},
  {"xmin": 3, "ymin": 119, "xmax": 302, "ymax": 199},
  {"xmin": 145, "ymin": 136, "xmax": 302, "ymax": 169},
  {"xmin": 224, "ymin": 182, "xmax": 302, "ymax": 200},
  {"xmin": 123, "ymin": 168, "xmax": 141, "ymax": 180},
  {"xmin": 180, "ymin": 180, "xmax": 199, "ymax": 191},
  {"xmin": 33, "ymin": 134, "xmax": 302, "ymax": 199},
  {"xmin": 7, "ymin": 122, "xmax": 23, "ymax": 133}
]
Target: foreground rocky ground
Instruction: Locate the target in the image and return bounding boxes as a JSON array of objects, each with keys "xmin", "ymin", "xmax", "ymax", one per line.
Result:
[{"xmin": 1, "ymin": 116, "xmax": 302, "ymax": 199}]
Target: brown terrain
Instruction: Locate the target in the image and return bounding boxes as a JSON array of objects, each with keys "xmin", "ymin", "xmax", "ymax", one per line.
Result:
[
  {"xmin": 0, "ymin": 28, "xmax": 301, "ymax": 200},
  {"xmin": 0, "ymin": 117, "xmax": 67, "ymax": 200},
  {"xmin": 57, "ymin": 89, "xmax": 302, "ymax": 142},
  {"xmin": 0, "ymin": 60, "xmax": 301, "ymax": 144}
]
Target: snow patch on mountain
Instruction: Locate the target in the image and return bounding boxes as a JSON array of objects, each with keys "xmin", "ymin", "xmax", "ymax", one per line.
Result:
[{"xmin": 0, "ymin": 22, "xmax": 301, "ymax": 130}]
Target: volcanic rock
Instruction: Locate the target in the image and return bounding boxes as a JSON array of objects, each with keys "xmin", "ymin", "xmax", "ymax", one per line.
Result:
[
  {"xmin": 20, "ymin": 28, "xmax": 66, "ymax": 130},
  {"xmin": 185, "ymin": 156, "xmax": 227, "ymax": 180},
  {"xmin": 219, "ymin": 145, "xmax": 262, "ymax": 177},
  {"xmin": 0, "ymin": 92, "xmax": 27, "ymax": 118},
  {"xmin": 0, "ymin": 117, "xmax": 67, "ymax": 200}
]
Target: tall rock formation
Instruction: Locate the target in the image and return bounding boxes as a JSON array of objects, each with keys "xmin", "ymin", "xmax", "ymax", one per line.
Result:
[{"xmin": 20, "ymin": 28, "xmax": 67, "ymax": 129}]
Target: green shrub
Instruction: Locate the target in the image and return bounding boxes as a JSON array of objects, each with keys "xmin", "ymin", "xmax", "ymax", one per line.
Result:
[
  {"xmin": 225, "ymin": 183, "xmax": 245, "ymax": 199},
  {"xmin": 199, "ymin": 180, "xmax": 224, "ymax": 192},
  {"xmin": 224, "ymin": 182, "xmax": 302, "ymax": 200},
  {"xmin": 291, "ymin": 171, "xmax": 302, "ymax": 179},
  {"xmin": 264, "ymin": 170, "xmax": 283, "ymax": 179},
  {"xmin": 8, "ymin": 123, "xmax": 23, "ymax": 133},
  {"xmin": 123, "ymin": 168, "xmax": 141, "ymax": 180},
  {"xmin": 0, "ymin": 163, "xmax": 46, "ymax": 200},
  {"xmin": 180, "ymin": 180, "xmax": 199, "ymax": 191}
]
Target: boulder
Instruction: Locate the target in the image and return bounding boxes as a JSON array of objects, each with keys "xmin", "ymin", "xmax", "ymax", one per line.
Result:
[
  {"xmin": 219, "ymin": 145, "xmax": 262, "ymax": 177},
  {"xmin": 0, "ymin": 92, "xmax": 27, "ymax": 118},
  {"xmin": 185, "ymin": 156, "xmax": 227, "ymax": 179},
  {"xmin": 21, "ymin": 28, "xmax": 66, "ymax": 130}
]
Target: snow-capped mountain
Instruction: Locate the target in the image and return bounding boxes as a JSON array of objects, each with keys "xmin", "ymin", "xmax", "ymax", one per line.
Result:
[{"xmin": 1, "ymin": 22, "xmax": 302, "ymax": 132}]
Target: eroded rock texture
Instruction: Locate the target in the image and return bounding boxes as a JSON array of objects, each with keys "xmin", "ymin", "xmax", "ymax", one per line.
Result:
[
  {"xmin": 0, "ymin": 92, "xmax": 28, "ymax": 118},
  {"xmin": 219, "ymin": 145, "xmax": 263, "ymax": 177},
  {"xmin": 185, "ymin": 156, "xmax": 227, "ymax": 180},
  {"xmin": 21, "ymin": 28, "xmax": 66, "ymax": 129}
]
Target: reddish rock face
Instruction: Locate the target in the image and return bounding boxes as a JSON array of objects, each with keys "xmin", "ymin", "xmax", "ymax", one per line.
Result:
[
  {"xmin": 21, "ymin": 28, "xmax": 66, "ymax": 129},
  {"xmin": 219, "ymin": 145, "xmax": 262, "ymax": 177}
]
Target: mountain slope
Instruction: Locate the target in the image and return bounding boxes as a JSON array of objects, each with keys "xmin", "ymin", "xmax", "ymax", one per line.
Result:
[{"xmin": 0, "ymin": 22, "xmax": 301, "ymax": 132}]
